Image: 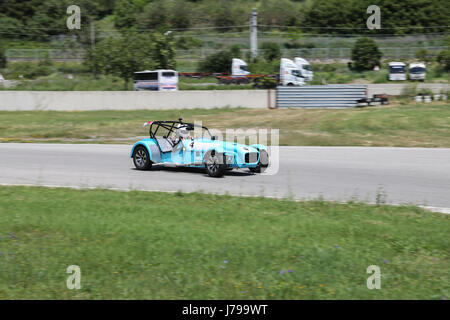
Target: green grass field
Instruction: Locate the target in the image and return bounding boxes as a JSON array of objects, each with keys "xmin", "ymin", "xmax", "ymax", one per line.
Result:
[
  {"xmin": 0, "ymin": 186, "xmax": 448, "ymax": 299},
  {"xmin": 1, "ymin": 102, "xmax": 449, "ymax": 147}
]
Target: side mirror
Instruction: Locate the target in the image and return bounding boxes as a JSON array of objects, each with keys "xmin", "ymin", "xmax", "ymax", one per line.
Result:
[{"xmin": 212, "ymin": 136, "xmax": 217, "ymax": 140}]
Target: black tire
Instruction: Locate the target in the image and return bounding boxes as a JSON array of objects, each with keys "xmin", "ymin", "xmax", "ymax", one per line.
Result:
[
  {"xmin": 204, "ymin": 150, "xmax": 226, "ymax": 177},
  {"xmin": 133, "ymin": 146, "xmax": 152, "ymax": 170}
]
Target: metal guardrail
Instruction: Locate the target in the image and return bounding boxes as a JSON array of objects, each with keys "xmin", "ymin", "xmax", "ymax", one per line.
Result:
[
  {"xmin": 5, "ymin": 46, "xmax": 447, "ymax": 62},
  {"xmin": 276, "ymin": 85, "xmax": 367, "ymax": 108},
  {"xmin": 5, "ymin": 49, "xmax": 85, "ymax": 60}
]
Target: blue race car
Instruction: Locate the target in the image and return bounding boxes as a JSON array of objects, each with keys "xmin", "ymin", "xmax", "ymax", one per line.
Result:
[{"xmin": 131, "ymin": 118, "xmax": 269, "ymax": 177}]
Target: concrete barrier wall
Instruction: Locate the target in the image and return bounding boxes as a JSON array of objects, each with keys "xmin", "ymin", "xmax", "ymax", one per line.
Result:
[
  {"xmin": 0, "ymin": 90, "xmax": 275, "ymax": 111},
  {"xmin": 0, "ymin": 84, "xmax": 448, "ymax": 111},
  {"xmin": 367, "ymin": 83, "xmax": 449, "ymax": 97}
]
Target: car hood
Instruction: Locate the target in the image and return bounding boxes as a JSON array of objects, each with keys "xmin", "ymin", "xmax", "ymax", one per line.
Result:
[{"xmin": 188, "ymin": 139, "xmax": 259, "ymax": 153}]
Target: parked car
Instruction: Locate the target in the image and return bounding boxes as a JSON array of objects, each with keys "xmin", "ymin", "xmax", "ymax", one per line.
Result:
[{"xmin": 408, "ymin": 62, "xmax": 426, "ymax": 82}]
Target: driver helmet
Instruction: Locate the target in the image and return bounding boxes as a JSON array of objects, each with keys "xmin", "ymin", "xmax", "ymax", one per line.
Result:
[{"xmin": 176, "ymin": 126, "xmax": 190, "ymax": 139}]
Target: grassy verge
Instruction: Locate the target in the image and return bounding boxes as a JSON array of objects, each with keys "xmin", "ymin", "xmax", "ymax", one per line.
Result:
[
  {"xmin": 1, "ymin": 61, "xmax": 448, "ymax": 91},
  {"xmin": 0, "ymin": 102, "xmax": 449, "ymax": 147},
  {"xmin": 0, "ymin": 186, "xmax": 448, "ymax": 299}
]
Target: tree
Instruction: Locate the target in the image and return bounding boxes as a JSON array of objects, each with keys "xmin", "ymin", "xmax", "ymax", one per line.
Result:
[
  {"xmin": 138, "ymin": 0, "xmax": 168, "ymax": 30},
  {"xmin": 84, "ymin": 31, "xmax": 155, "ymax": 89},
  {"xmin": 0, "ymin": 14, "xmax": 24, "ymax": 39},
  {"xmin": 213, "ymin": 1, "xmax": 234, "ymax": 31},
  {"xmin": 198, "ymin": 49, "xmax": 232, "ymax": 73},
  {"xmin": 351, "ymin": 37, "xmax": 382, "ymax": 71},
  {"xmin": 303, "ymin": 0, "xmax": 450, "ymax": 35},
  {"xmin": 1, "ymin": 0, "xmax": 44, "ymax": 22},
  {"xmin": 84, "ymin": 30, "xmax": 175, "ymax": 89},
  {"xmin": 170, "ymin": 0, "xmax": 191, "ymax": 29},
  {"xmin": 415, "ymin": 49, "xmax": 432, "ymax": 63},
  {"xmin": 229, "ymin": 44, "xmax": 242, "ymax": 59},
  {"xmin": 152, "ymin": 32, "xmax": 177, "ymax": 69},
  {"xmin": 25, "ymin": 0, "xmax": 67, "ymax": 40},
  {"xmin": 113, "ymin": 0, "xmax": 137, "ymax": 30},
  {"xmin": 436, "ymin": 50, "xmax": 450, "ymax": 72},
  {"xmin": 259, "ymin": 0, "xmax": 298, "ymax": 26},
  {"xmin": 261, "ymin": 42, "xmax": 281, "ymax": 61},
  {"xmin": 0, "ymin": 46, "xmax": 7, "ymax": 69},
  {"xmin": 436, "ymin": 36, "xmax": 450, "ymax": 72}
]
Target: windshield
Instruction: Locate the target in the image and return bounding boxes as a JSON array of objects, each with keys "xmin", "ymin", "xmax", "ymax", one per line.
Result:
[
  {"xmin": 162, "ymin": 72, "xmax": 176, "ymax": 77},
  {"xmin": 291, "ymin": 70, "xmax": 303, "ymax": 77},
  {"xmin": 134, "ymin": 72, "xmax": 158, "ymax": 81},
  {"xmin": 302, "ymin": 64, "xmax": 312, "ymax": 71},
  {"xmin": 240, "ymin": 65, "xmax": 249, "ymax": 72},
  {"xmin": 389, "ymin": 66, "xmax": 405, "ymax": 73},
  {"xmin": 410, "ymin": 67, "xmax": 425, "ymax": 74}
]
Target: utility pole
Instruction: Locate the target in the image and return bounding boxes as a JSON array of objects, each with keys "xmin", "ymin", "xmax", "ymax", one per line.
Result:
[
  {"xmin": 90, "ymin": 22, "xmax": 95, "ymax": 48},
  {"xmin": 250, "ymin": 8, "xmax": 257, "ymax": 59},
  {"xmin": 164, "ymin": 31, "xmax": 172, "ymax": 69}
]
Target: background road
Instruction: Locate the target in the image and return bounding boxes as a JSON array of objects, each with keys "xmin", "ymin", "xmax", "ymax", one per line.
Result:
[{"xmin": 0, "ymin": 144, "xmax": 449, "ymax": 209}]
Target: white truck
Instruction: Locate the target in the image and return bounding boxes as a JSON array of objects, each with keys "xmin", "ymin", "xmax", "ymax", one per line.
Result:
[
  {"xmin": 217, "ymin": 57, "xmax": 304, "ymax": 87},
  {"xmin": 279, "ymin": 58, "xmax": 305, "ymax": 86},
  {"xmin": 388, "ymin": 62, "xmax": 406, "ymax": 81},
  {"xmin": 231, "ymin": 58, "xmax": 250, "ymax": 76},
  {"xmin": 294, "ymin": 57, "xmax": 314, "ymax": 81},
  {"xmin": 408, "ymin": 62, "xmax": 426, "ymax": 81}
]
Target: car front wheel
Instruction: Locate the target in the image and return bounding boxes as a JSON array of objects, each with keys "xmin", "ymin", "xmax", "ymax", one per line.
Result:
[
  {"xmin": 204, "ymin": 151, "xmax": 226, "ymax": 177},
  {"xmin": 249, "ymin": 149, "xmax": 269, "ymax": 173},
  {"xmin": 133, "ymin": 146, "xmax": 152, "ymax": 170}
]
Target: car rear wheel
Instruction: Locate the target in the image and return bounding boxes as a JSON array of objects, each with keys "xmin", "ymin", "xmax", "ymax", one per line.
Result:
[
  {"xmin": 204, "ymin": 150, "xmax": 226, "ymax": 177},
  {"xmin": 133, "ymin": 146, "xmax": 152, "ymax": 170}
]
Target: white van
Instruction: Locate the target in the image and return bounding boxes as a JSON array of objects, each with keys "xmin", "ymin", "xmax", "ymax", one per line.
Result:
[
  {"xmin": 408, "ymin": 63, "xmax": 426, "ymax": 81},
  {"xmin": 232, "ymin": 58, "xmax": 250, "ymax": 76},
  {"xmin": 133, "ymin": 69, "xmax": 178, "ymax": 91},
  {"xmin": 294, "ymin": 57, "xmax": 313, "ymax": 81},
  {"xmin": 280, "ymin": 58, "xmax": 305, "ymax": 86},
  {"xmin": 388, "ymin": 62, "xmax": 406, "ymax": 81}
]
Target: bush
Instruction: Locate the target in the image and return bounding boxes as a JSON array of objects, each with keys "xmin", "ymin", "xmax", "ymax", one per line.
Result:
[
  {"xmin": 252, "ymin": 76, "xmax": 278, "ymax": 89},
  {"xmin": 436, "ymin": 49, "xmax": 450, "ymax": 71},
  {"xmin": 0, "ymin": 46, "xmax": 6, "ymax": 69},
  {"xmin": 229, "ymin": 44, "xmax": 242, "ymax": 59},
  {"xmin": 284, "ymin": 42, "xmax": 315, "ymax": 49},
  {"xmin": 351, "ymin": 37, "xmax": 382, "ymax": 71},
  {"xmin": 320, "ymin": 64, "xmax": 338, "ymax": 72},
  {"xmin": 415, "ymin": 49, "xmax": 432, "ymax": 63},
  {"xmin": 197, "ymin": 49, "xmax": 232, "ymax": 73},
  {"xmin": 6, "ymin": 62, "xmax": 53, "ymax": 79},
  {"xmin": 175, "ymin": 37, "xmax": 203, "ymax": 50},
  {"xmin": 248, "ymin": 59, "xmax": 279, "ymax": 75},
  {"xmin": 38, "ymin": 52, "xmax": 53, "ymax": 67},
  {"xmin": 56, "ymin": 63, "xmax": 89, "ymax": 74},
  {"xmin": 400, "ymin": 83, "xmax": 418, "ymax": 99},
  {"xmin": 0, "ymin": 15, "xmax": 24, "ymax": 39},
  {"xmin": 261, "ymin": 42, "xmax": 281, "ymax": 62}
]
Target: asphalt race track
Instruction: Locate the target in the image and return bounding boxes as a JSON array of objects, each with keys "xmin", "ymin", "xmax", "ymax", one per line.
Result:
[{"xmin": 0, "ymin": 144, "xmax": 449, "ymax": 211}]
